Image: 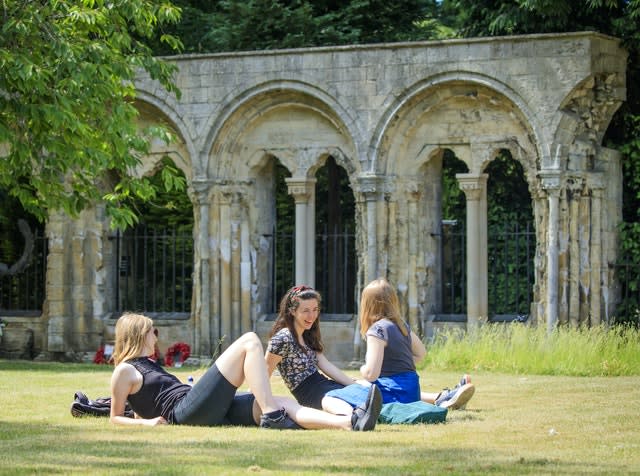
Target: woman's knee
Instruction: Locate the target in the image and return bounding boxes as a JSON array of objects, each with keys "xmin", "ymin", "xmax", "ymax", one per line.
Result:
[{"xmin": 239, "ymin": 332, "xmax": 263, "ymax": 350}]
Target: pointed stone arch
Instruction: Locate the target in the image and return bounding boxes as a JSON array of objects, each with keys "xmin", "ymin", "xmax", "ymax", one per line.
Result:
[{"xmin": 132, "ymin": 96, "xmax": 194, "ymax": 181}]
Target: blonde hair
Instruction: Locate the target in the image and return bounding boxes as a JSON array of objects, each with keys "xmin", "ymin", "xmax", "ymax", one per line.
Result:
[
  {"xmin": 359, "ymin": 278, "xmax": 408, "ymax": 337},
  {"xmin": 113, "ymin": 312, "xmax": 154, "ymax": 365}
]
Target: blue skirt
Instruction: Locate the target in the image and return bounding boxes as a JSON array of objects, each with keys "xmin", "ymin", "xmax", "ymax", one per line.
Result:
[{"xmin": 326, "ymin": 371, "xmax": 420, "ymax": 407}]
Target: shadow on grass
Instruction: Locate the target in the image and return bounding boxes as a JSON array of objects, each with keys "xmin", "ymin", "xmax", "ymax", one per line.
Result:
[{"xmin": 0, "ymin": 419, "xmax": 619, "ymax": 475}]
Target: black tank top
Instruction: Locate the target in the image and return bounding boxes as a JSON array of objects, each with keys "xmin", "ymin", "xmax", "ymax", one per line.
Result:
[{"xmin": 126, "ymin": 357, "xmax": 191, "ymax": 423}]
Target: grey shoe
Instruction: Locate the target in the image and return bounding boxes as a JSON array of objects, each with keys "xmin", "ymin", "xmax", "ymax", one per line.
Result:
[
  {"xmin": 351, "ymin": 384, "xmax": 382, "ymax": 431},
  {"xmin": 451, "ymin": 374, "xmax": 472, "ymax": 409},
  {"xmin": 435, "ymin": 383, "xmax": 475, "ymax": 410},
  {"xmin": 260, "ymin": 409, "xmax": 302, "ymax": 429}
]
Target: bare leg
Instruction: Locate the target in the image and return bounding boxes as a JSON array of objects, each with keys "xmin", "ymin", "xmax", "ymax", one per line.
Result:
[
  {"xmin": 421, "ymin": 391, "xmax": 440, "ymax": 404},
  {"xmin": 275, "ymin": 396, "xmax": 352, "ymax": 430},
  {"xmin": 322, "ymin": 396, "xmax": 354, "ymax": 416},
  {"xmin": 214, "ymin": 332, "xmax": 279, "ymax": 414}
]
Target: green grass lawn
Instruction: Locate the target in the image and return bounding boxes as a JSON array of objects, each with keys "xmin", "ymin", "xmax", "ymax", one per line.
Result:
[{"xmin": 0, "ymin": 360, "xmax": 638, "ymax": 475}]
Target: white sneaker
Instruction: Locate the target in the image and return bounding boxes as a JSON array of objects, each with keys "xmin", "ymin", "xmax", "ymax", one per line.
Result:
[{"xmin": 435, "ymin": 383, "xmax": 475, "ymax": 410}]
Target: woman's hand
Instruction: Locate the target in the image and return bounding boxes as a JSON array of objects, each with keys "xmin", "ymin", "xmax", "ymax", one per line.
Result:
[
  {"xmin": 317, "ymin": 353, "xmax": 355, "ymax": 386},
  {"xmin": 144, "ymin": 416, "xmax": 168, "ymax": 426}
]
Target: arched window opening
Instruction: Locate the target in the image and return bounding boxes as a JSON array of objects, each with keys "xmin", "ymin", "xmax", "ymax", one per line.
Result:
[
  {"xmin": 485, "ymin": 150, "xmax": 535, "ymax": 321},
  {"xmin": 270, "ymin": 159, "xmax": 295, "ymax": 311},
  {"xmin": 114, "ymin": 158, "xmax": 193, "ymax": 318},
  {"xmin": 0, "ymin": 190, "xmax": 47, "ymax": 315},
  {"xmin": 269, "ymin": 156, "xmax": 356, "ymax": 314},
  {"xmin": 439, "ymin": 150, "xmax": 468, "ymax": 315},
  {"xmin": 315, "ymin": 156, "xmax": 356, "ymax": 314}
]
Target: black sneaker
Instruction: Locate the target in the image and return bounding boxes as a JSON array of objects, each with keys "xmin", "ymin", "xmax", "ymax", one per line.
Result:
[
  {"xmin": 351, "ymin": 384, "xmax": 382, "ymax": 431},
  {"xmin": 260, "ymin": 409, "xmax": 302, "ymax": 429}
]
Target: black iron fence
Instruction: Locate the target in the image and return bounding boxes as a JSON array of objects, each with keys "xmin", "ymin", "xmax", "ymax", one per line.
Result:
[
  {"xmin": 0, "ymin": 229, "xmax": 47, "ymax": 315},
  {"xmin": 611, "ymin": 260, "xmax": 640, "ymax": 325},
  {"xmin": 441, "ymin": 221, "xmax": 535, "ymax": 320},
  {"xmin": 268, "ymin": 226, "xmax": 356, "ymax": 314},
  {"xmin": 113, "ymin": 227, "xmax": 193, "ymax": 317},
  {"xmin": 487, "ymin": 221, "xmax": 535, "ymax": 319},
  {"xmin": 12, "ymin": 220, "xmax": 639, "ymax": 326}
]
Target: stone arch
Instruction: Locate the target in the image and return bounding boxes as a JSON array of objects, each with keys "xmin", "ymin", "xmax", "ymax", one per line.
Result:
[
  {"xmin": 199, "ymin": 84, "xmax": 363, "ymax": 347},
  {"xmin": 204, "ymin": 80, "xmax": 362, "ymax": 179},
  {"xmin": 372, "ymin": 74, "xmax": 539, "ymax": 177},
  {"xmin": 551, "ymin": 73, "xmax": 624, "ymax": 172},
  {"xmin": 369, "ymin": 75, "xmax": 542, "ymax": 331},
  {"xmin": 133, "ymin": 92, "xmax": 196, "ymax": 180}
]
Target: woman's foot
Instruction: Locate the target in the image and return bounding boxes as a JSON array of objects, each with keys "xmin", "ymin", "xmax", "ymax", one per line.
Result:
[
  {"xmin": 260, "ymin": 409, "xmax": 302, "ymax": 429},
  {"xmin": 351, "ymin": 384, "xmax": 382, "ymax": 431},
  {"xmin": 435, "ymin": 383, "xmax": 475, "ymax": 410}
]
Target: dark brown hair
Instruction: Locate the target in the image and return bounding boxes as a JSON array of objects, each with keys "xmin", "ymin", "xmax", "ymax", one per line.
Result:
[{"xmin": 269, "ymin": 285, "xmax": 324, "ymax": 351}]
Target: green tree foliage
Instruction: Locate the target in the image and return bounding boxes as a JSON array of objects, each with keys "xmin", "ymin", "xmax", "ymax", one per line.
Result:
[
  {"xmin": 130, "ymin": 158, "xmax": 193, "ymax": 231},
  {"xmin": 485, "ymin": 152, "xmax": 534, "ymax": 316},
  {"xmin": 151, "ymin": 0, "xmax": 448, "ymax": 54},
  {"xmin": 0, "ymin": 0, "xmax": 185, "ymax": 229},
  {"xmin": 449, "ymin": 0, "xmax": 627, "ymax": 37},
  {"xmin": 441, "ymin": 150, "xmax": 468, "ymax": 224}
]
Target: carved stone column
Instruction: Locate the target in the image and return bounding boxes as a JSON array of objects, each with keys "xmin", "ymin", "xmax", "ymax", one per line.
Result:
[
  {"xmin": 216, "ymin": 186, "xmax": 233, "ymax": 345},
  {"xmin": 357, "ymin": 175, "xmax": 383, "ymax": 282},
  {"xmin": 588, "ymin": 173, "xmax": 605, "ymax": 326},
  {"xmin": 406, "ymin": 180, "xmax": 423, "ymax": 331},
  {"xmin": 285, "ymin": 177, "xmax": 316, "ymax": 286},
  {"xmin": 44, "ymin": 212, "xmax": 71, "ymax": 354},
  {"xmin": 192, "ymin": 177, "xmax": 211, "ymax": 357},
  {"xmin": 210, "ymin": 181, "xmax": 254, "ymax": 347},
  {"xmin": 456, "ymin": 173, "xmax": 488, "ymax": 332},
  {"xmin": 540, "ymin": 170, "xmax": 562, "ymax": 332}
]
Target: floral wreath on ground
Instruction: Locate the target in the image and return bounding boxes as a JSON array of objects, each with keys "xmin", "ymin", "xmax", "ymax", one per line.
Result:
[
  {"xmin": 165, "ymin": 342, "xmax": 190, "ymax": 367},
  {"xmin": 93, "ymin": 345, "xmax": 110, "ymax": 364}
]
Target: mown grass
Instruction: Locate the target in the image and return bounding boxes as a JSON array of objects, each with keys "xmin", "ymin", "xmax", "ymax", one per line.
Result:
[{"xmin": 1, "ymin": 325, "xmax": 639, "ymax": 475}]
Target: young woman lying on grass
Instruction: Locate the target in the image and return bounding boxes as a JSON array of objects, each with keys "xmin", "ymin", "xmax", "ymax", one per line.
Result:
[{"xmin": 109, "ymin": 312, "xmax": 381, "ymax": 431}]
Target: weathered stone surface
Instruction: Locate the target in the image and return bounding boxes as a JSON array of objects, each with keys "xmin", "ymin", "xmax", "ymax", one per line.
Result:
[{"xmin": 1, "ymin": 32, "xmax": 627, "ymax": 361}]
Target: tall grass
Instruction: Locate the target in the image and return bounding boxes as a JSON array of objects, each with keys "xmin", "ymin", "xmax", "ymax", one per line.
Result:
[{"xmin": 422, "ymin": 323, "xmax": 640, "ymax": 376}]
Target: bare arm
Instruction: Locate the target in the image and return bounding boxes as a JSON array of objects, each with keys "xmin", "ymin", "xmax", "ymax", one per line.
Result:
[
  {"xmin": 109, "ymin": 363, "xmax": 166, "ymax": 426},
  {"xmin": 264, "ymin": 351, "xmax": 282, "ymax": 378},
  {"xmin": 410, "ymin": 331, "xmax": 426, "ymax": 364},
  {"xmin": 359, "ymin": 335, "xmax": 385, "ymax": 382},
  {"xmin": 317, "ymin": 353, "xmax": 355, "ymax": 386}
]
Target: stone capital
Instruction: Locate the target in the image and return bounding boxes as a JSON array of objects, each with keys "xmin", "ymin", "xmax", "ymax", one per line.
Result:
[
  {"xmin": 455, "ymin": 173, "xmax": 488, "ymax": 201},
  {"xmin": 191, "ymin": 177, "xmax": 213, "ymax": 204},
  {"xmin": 285, "ymin": 177, "xmax": 317, "ymax": 202},
  {"xmin": 586, "ymin": 172, "xmax": 606, "ymax": 191},
  {"xmin": 215, "ymin": 180, "xmax": 252, "ymax": 206},
  {"xmin": 538, "ymin": 169, "xmax": 562, "ymax": 193},
  {"xmin": 356, "ymin": 174, "xmax": 383, "ymax": 200}
]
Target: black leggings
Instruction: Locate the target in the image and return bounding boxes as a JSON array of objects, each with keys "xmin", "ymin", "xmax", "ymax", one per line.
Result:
[{"xmin": 173, "ymin": 363, "xmax": 256, "ymax": 426}]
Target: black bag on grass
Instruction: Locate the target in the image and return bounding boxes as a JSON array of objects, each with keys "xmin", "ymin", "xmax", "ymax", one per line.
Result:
[{"xmin": 70, "ymin": 391, "xmax": 134, "ymax": 418}]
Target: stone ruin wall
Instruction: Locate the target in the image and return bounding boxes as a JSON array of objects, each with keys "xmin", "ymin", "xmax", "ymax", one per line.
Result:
[{"xmin": 0, "ymin": 32, "xmax": 628, "ymax": 363}]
